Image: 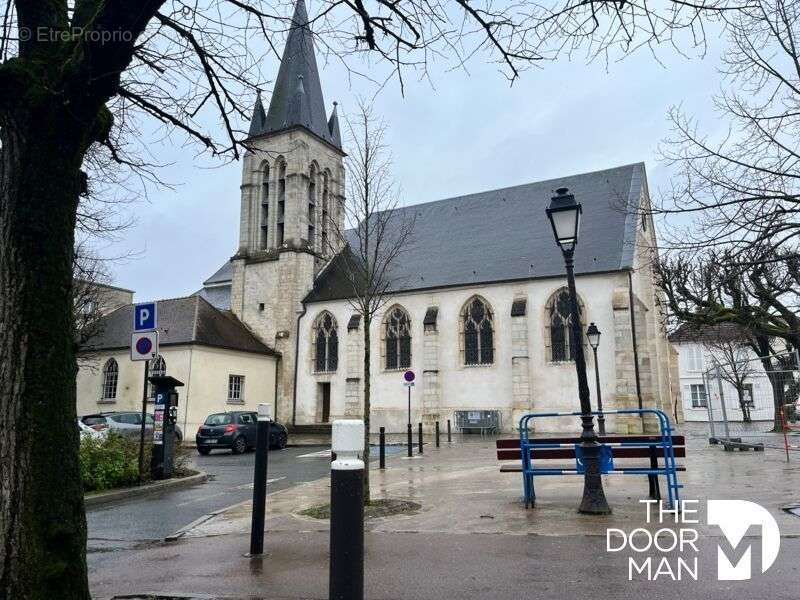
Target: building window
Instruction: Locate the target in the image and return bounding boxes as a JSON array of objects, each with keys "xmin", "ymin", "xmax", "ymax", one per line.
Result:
[
  {"xmin": 321, "ymin": 172, "xmax": 329, "ymax": 253},
  {"xmin": 277, "ymin": 160, "xmax": 286, "ymax": 246},
  {"xmin": 260, "ymin": 163, "xmax": 270, "ymax": 249},
  {"xmin": 462, "ymin": 296, "xmax": 494, "ymax": 365},
  {"xmin": 314, "ymin": 311, "xmax": 338, "ymax": 372},
  {"xmin": 546, "ymin": 288, "xmax": 584, "ymax": 363},
  {"xmin": 308, "ymin": 165, "xmax": 316, "ymax": 247},
  {"xmin": 147, "ymin": 355, "xmax": 166, "ymax": 400},
  {"xmin": 384, "ymin": 306, "xmax": 411, "ymax": 370},
  {"xmin": 690, "ymin": 384, "xmax": 707, "ymax": 408},
  {"xmin": 686, "ymin": 345, "xmax": 704, "ymax": 372},
  {"xmin": 101, "ymin": 358, "xmax": 119, "ymax": 400},
  {"xmin": 228, "ymin": 375, "xmax": 245, "ymax": 403}
]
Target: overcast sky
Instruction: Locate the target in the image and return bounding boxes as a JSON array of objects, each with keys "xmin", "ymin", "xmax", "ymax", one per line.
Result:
[{"xmin": 100, "ymin": 12, "xmax": 727, "ymax": 302}]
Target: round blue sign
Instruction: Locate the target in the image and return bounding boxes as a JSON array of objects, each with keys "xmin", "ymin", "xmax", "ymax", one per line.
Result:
[
  {"xmin": 403, "ymin": 370, "xmax": 415, "ymax": 383},
  {"xmin": 136, "ymin": 337, "xmax": 153, "ymax": 355}
]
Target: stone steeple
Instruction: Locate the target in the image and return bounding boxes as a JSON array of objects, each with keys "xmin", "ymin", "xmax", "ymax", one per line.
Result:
[{"xmin": 248, "ymin": 0, "xmax": 341, "ymax": 149}]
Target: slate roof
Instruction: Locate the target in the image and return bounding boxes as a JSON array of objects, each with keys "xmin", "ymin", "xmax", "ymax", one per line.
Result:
[
  {"xmin": 203, "ymin": 261, "xmax": 233, "ymax": 286},
  {"xmin": 304, "ymin": 163, "xmax": 646, "ymax": 303},
  {"xmin": 248, "ymin": 0, "xmax": 341, "ymax": 149},
  {"xmin": 80, "ymin": 296, "xmax": 278, "ymax": 356},
  {"xmin": 668, "ymin": 322, "xmax": 751, "ymax": 344}
]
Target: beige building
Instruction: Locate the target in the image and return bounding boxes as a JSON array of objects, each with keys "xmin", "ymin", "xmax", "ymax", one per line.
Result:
[{"xmin": 76, "ymin": 296, "xmax": 280, "ymax": 436}]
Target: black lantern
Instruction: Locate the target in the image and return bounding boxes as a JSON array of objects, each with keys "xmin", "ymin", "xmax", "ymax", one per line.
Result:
[
  {"xmin": 587, "ymin": 322, "xmax": 601, "ymax": 349},
  {"xmin": 546, "ymin": 188, "xmax": 582, "ymax": 251}
]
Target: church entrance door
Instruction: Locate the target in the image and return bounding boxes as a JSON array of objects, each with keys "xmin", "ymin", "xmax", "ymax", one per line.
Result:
[{"xmin": 318, "ymin": 382, "xmax": 331, "ymax": 423}]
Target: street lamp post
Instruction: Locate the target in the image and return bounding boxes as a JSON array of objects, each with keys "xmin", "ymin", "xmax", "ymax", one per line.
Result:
[
  {"xmin": 546, "ymin": 188, "xmax": 611, "ymax": 515},
  {"xmin": 587, "ymin": 322, "xmax": 606, "ymax": 436}
]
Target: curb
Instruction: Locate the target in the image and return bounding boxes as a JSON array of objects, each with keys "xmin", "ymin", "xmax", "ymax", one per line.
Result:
[{"xmin": 85, "ymin": 471, "xmax": 208, "ymax": 508}]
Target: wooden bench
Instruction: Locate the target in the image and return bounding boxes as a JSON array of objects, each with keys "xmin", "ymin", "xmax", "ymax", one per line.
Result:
[{"xmin": 496, "ymin": 435, "xmax": 686, "ymax": 506}]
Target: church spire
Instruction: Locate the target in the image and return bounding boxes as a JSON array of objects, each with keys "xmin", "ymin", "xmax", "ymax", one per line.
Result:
[
  {"xmin": 247, "ymin": 90, "xmax": 267, "ymax": 137},
  {"xmin": 328, "ymin": 101, "xmax": 342, "ymax": 148},
  {"xmin": 248, "ymin": 0, "xmax": 340, "ymax": 149}
]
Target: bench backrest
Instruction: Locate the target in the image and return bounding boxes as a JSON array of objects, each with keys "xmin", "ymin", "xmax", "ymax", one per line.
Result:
[{"xmin": 496, "ymin": 435, "xmax": 686, "ymax": 461}]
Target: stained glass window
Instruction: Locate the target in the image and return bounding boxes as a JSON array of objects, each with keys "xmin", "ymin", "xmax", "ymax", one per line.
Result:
[
  {"xmin": 314, "ymin": 312, "xmax": 338, "ymax": 372},
  {"xmin": 548, "ymin": 288, "xmax": 582, "ymax": 362},
  {"xmin": 385, "ymin": 307, "xmax": 411, "ymax": 369},
  {"xmin": 463, "ymin": 297, "xmax": 494, "ymax": 365}
]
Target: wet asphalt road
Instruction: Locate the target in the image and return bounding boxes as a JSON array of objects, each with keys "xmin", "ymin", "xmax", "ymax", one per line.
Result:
[{"xmin": 86, "ymin": 445, "xmax": 332, "ymax": 561}]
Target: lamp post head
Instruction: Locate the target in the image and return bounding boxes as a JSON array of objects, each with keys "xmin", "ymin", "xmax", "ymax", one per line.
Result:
[
  {"xmin": 587, "ymin": 322, "xmax": 601, "ymax": 349},
  {"xmin": 546, "ymin": 187, "xmax": 582, "ymax": 252}
]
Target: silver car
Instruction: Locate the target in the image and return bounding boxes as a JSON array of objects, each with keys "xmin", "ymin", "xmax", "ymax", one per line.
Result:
[{"xmin": 81, "ymin": 411, "xmax": 183, "ymax": 443}]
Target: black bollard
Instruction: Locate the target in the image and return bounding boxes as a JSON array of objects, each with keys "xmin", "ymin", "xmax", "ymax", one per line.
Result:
[
  {"xmin": 330, "ymin": 420, "xmax": 365, "ymax": 600},
  {"xmin": 435, "ymin": 421, "xmax": 440, "ymax": 448},
  {"xmin": 249, "ymin": 403, "xmax": 272, "ymax": 556},
  {"xmin": 379, "ymin": 426, "xmax": 386, "ymax": 469},
  {"xmin": 418, "ymin": 422, "xmax": 423, "ymax": 454},
  {"xmin": 447, "ymin": 418, "xmax": 452, "ymax": 443}
]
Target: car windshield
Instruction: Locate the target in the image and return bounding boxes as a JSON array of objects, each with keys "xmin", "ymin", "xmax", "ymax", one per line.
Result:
[
  {"xmin": 83, "ymin": 416, "xmax": 106, "ymax": 426},
  {"xmin": 204, "ymin": 413, "xmax": 232, "ymax": 426}
]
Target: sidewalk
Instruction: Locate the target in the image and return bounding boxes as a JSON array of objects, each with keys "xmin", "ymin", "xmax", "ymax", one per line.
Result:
[{"xmin": 91, "ymin": 431, "xmax": 800, "ymax": 599}]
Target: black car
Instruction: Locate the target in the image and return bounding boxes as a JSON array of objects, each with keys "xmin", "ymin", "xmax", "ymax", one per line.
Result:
[{"xmin": 195, "ymin": 411, "xmax": 288, "ymax": 455}]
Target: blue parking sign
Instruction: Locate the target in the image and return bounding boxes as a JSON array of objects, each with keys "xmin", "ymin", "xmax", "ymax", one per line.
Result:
[{"xmin": 133, "ymin": 302, "xmax": 157, "ymax": 331}]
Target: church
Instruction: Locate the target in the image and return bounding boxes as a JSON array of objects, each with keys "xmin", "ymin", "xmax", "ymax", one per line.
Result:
[{"xmin": 79, "ymin": 0, "xmax": 678, "ymax": 435}]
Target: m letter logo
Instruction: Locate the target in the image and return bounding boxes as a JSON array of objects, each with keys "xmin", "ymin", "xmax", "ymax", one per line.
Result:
[{"xmin": 707, "ymin": 500, "xmax": 780, "ymax": 580}]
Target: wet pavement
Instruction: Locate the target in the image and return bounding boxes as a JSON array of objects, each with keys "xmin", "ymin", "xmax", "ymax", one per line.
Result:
[{"xmin": 89, "ymin": 430, "xmax": 800, "ymax": 599}]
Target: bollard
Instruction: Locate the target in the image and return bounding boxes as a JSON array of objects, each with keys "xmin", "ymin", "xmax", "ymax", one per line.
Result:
[
  {"xmin": 418, "ymin": 422, "xmax": 423, "ymax": 454},
  {"xmin": 330, "ymin": 420, "xmax": 365, "ymax": 600},
  {"xmin": 447, "ymin": 418, "xmax": 452, "ymax": 443},
  {"xmin": 379, "ymin": 426, "xmax": 386, "ymax": 469},
  {"xmin": 407, "ymin": 423, "xmax": 412, "ymax": 457},
  {"xmin": 249, "ymin": 403, "xmax": 272, "ymax": 556},
  {"xmin": 435, "ymin": 421, "xmax": 440, "ymax": 448}
]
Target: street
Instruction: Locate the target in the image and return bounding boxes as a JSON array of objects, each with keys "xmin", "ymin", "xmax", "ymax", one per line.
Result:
[{"xmin": 86, "ymin": 445, "xmax": 332, "ymax": 565}]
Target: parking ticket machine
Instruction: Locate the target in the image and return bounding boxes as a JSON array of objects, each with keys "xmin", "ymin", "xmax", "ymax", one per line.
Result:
[{"xmin": 148, "ymin": 375, "xmax": 184, "ymax": 480}]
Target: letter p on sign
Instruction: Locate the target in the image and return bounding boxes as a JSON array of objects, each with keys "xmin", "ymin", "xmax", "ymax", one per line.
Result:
[{"xmin": 134, "ymin": 302, "xmax": 157, "ymax": 331}]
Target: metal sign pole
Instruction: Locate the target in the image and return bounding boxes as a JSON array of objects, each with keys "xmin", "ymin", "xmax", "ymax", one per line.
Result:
[{"xmin": 138, "ymin": 359, "xmax": 150, "ymax": 482}]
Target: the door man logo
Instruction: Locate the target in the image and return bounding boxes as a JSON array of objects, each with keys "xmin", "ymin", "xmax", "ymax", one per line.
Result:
[
  {"xmin": 708, "ymin": 500, "xmax": 780, "ymax": 580},
  {"xmin": 607, "ymin": 499, "xmax": 780, "ymax": 582}
]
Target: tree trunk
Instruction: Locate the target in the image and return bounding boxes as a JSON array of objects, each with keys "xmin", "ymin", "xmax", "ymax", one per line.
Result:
[
  {"xmin": 0, "ymin": 112, "xmax": 90, "ymax": 598},
  {"xmin": 362, "ymin": 315, "xmax": 371, "ymax": 505},
  {"xmin": 754, "ymin": 337, "xmax": 785, "ymax": 432},
  {"xmin": 735, "ymin": 385, "xmax": 751, "ymax": 422}
]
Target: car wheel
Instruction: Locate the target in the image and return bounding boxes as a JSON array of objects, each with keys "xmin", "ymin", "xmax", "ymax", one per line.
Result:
[
  {"xmin": 231, "ymin": 436, "xmax": 247, "ymax": 455},
  {"xmin": 276, "ymin": 431, "xmax": 288, "ymax": 450},
  {"xmin": 197, "ymin": 446, "xmax": 211, "ymax": 455}
]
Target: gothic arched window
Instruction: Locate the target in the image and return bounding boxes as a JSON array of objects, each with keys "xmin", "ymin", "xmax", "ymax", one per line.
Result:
[
  {"xmin": 308, "ymin": 164, "xmax": 317, "ymax": 247},
  {"xmin": 546, "ymin": 287, "xmax": 585, "ymax": 362},
  {"xmin": 148, "ymin": 355, "xmax": 166, "ymax": 399},
  {"xmin": 321, "ymin": 171, "xmax": 330, "ymax": 253},
  {"xmin": 384, "ymin": 306, "xmax": 411, "ymax": 370},
  {"xmin": 260, "ymin": 163, "xmax": 270, "ymax": 249},
  {"xmin": 277, "ymin": 160, "xmax": 286, "ymax": 246},
  {"xmin": 314, "ymin": 312, "xmax": 338, "ymax": 372},
  {"xmin": 462, "ymin": 297, "xmax": 494, "ymax": 365},
  {"xmin": 101, "ymin": 358, "xmax": 119, "ymax": 400}
]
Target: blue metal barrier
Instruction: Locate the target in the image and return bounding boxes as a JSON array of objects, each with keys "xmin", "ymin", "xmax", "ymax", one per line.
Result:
[{"xmin": 518, "ymin": 408, "xmax": 683, "ymax": 509}]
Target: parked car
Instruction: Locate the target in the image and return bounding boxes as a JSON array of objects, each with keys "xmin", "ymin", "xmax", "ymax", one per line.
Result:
[
  {"xmin": 78, "ymin": 419, "xmax": 107, "ymax": 440},
  {"xmin": 195, "ymin": 411, "xmax": 288, "ymax": 455},
  {"xmin": 80, "ymin": 411, "xmax": 183, "ymax": 443}
]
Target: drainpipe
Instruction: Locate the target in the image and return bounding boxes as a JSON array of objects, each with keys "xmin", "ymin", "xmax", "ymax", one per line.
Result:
[
  {"xmin": 291, "ymin": 302, "xmax": 308, "ymax": 426},
  {"xmin": 628, "ymin": 271, "xmax": 643, "ymax": 410},
  {"xmin": 273, "ymin": 353, "xmax": 281, "ymax": 424}
]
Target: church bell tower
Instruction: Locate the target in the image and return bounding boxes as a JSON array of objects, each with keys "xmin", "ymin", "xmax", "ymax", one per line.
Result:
[{"xmin": 230, "ymin": 0, "xmax": 346, "ymax": 424}]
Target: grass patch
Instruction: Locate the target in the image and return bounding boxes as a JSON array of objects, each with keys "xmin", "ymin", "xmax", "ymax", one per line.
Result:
[{"xmin": 299, "ymin": 498, "xmax": 421, "ymax": 520}]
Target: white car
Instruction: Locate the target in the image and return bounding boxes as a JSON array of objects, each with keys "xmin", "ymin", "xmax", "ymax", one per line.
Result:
[{"xmin": 78, "ymin": 419, "xmax": 107, "ymax": 440}]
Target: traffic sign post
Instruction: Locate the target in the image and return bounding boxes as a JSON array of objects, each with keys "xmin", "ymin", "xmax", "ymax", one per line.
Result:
[{"xmin": 403, "ymin": 371, "xmax": 415, "ymax": 457}]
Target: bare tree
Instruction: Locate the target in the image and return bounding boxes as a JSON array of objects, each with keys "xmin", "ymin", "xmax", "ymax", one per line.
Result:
[
  {"xmin": 706, "ymin": 334, "xmax": 756, "ymax": 421},
  {"xmin": 654, "ymin": 0, "xmax": 800, "ymax": 256},
  {"xmin": 331, "ymin": 100, "xmax": 414, "ymax": 504}
]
